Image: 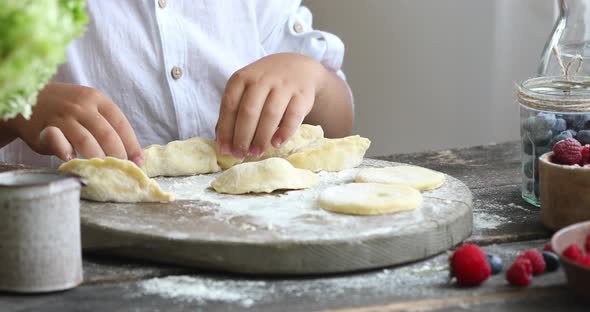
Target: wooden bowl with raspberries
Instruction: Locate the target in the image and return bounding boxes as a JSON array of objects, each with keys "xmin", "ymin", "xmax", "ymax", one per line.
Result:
[
  {"xmin": 539, "ymin": 138, "xmax": 590, "ymax": 230},
  {"xmin": 551, "ymin": 220, "xmax": 590, "ymax": 298}
]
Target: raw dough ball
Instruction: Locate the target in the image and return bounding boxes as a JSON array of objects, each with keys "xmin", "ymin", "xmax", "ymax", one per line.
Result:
[
  {"xmin": 287, "ymin": 135, "xmax": 371, "ymax": 172},
  {"xmin": 215, "ymin": 124, "xmax": 324, "ymax": 169},
  {"xmin": 211, "ymin": 157, "xmax": 318, "ymax": 194},
  {"xmin": 59, "ymin": 157, "xmax": 174, "ymax": 202},
  {"xmin": 355, "ymin": 166, "xmax": 445, "ymax": 191},
  {"xmin": 141, "ymin": 137, "xmax": 221, "ymax": 177},
  {"xmin": 318, "ymin": 183, "xmax": 422, "ymax": 215}
]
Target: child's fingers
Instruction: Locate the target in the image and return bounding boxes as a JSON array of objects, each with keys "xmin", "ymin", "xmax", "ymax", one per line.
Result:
[
  {"xmin": 98, "ymin": 104, "xmax": 143, "ymax": 166},
  {"xmin": 38, "ymin": 126, "xmax": 75, "ymax": 161},
  {"xmin": 79, "ymin": 112, "xmax": 127, "ymax": 160},
  {"xmin": 232, "ymin": 84, "xmax": 270, "ymax": 158},
  {"xmin": 217, "ymin": 75, "xmax": 246, "ymax": 155},
  {"xmin": 272, "ymin": 95, "xmax": 311, "ymax": 147},
  {"xmin": 249, "ymin": 88, "xmax": 290, "ymax": 157},
  {"xmin": 61, "ymin": 121, "xmax": 106, "ymax": 159}
]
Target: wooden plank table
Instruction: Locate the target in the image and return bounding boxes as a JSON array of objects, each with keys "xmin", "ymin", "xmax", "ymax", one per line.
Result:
[{"xmin": 0, "ymin": 141, "xmax": 587, "ymax": 311}]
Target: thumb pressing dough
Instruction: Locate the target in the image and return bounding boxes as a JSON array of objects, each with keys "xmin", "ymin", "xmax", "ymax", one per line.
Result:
[
  {"xmin": 318, "ymin": 183, "xmax": 422, "ymax": 215},
  {"xmin": 141, "ymin": 137, "xmax": 221, "ymax": 177},
  {"xmin": 355, "ymin": 166, "xmax": 445, "ymax": 191},
  {"xmin": 215, "ymin": 124, "xmax": 324, "ymax": 169},
  {"xmin": 211, "ymin": 157, "xmax": 318, "ymax": 194},
  {"xmin": 254, "ymin": 124, "xmax": 324, "ymax": 159},
  {"xmin": 59, "ymin": 157, "xmax": 174, "ymax": 203},
  {"xmin": 287, "ymin": 135, "xmax": 371, "ymax": 172}
]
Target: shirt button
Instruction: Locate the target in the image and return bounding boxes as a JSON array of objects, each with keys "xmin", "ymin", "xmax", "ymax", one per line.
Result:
[
  {"xmin": 171, "ymin": 66, "xmax": 183, "ymax": 79},
  {"xmin": 158, "ymin": 0, "xmax": 167, "ymax": 8},
  {"xmin": 293, "ymin": 21, "xmax": 304, "ymax": 33}
]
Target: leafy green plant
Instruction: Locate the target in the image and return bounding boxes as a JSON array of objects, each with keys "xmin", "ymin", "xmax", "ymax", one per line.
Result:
[{"xmin": 0, "ymin": 0, "xmax": 87, "ymax": 120}]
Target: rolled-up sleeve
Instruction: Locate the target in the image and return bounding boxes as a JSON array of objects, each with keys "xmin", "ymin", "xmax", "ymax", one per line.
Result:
[{"xmin": 261, "ymin": 6, "xmax": 348, "ymax": 82}]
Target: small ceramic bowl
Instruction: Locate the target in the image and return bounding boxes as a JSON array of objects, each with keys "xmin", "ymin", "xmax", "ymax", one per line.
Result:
[
  {"xmin": 551, "ymin": 220, "xmax": 590, "ymax": 298},
  {"xmin": 539, "ymin": 152, "xmax": 590, "ymax": 230}
]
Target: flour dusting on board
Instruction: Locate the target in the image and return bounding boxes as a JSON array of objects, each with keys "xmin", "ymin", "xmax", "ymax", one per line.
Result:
[
  {"xmin": 84, "ymin": 160, "xmax": 472, "ymax": 243},
  {"xmin": 157, "ymin": 169, "xmax": 360, "ymax": 232}
]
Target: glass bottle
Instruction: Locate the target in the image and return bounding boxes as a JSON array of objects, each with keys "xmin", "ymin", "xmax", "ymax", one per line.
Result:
[{"xmin": 539, "ymin": 0, "xmax": 590, "ymax": 78}]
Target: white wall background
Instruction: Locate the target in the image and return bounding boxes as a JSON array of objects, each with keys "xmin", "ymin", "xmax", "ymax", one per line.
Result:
[{"xmin": 304, "ymin": 0, "xmax": 555, "ymax": 156}]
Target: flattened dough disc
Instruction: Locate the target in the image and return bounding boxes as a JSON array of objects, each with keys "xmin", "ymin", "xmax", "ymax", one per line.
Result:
[
  {"xmin": 356, "ymin": 165, "xmax": 445, "ymax": 191},
  {"xmin": 319, "ymin": 183, "xmax": 422, "ymax": 215}
]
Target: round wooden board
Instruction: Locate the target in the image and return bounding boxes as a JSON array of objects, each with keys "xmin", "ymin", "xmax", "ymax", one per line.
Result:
[{"xmin": 80, "ymin": 159, "xmax": 472, "ymax": 275}]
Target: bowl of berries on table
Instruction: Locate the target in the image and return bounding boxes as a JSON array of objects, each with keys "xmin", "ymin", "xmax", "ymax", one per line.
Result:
[
  {"xmin": 539, "ymin": 137, "xmax": 590, "ymax": 230},
  {"xmin": 551, "ymin": 220, "xmax": 590, "ymax": 298}
]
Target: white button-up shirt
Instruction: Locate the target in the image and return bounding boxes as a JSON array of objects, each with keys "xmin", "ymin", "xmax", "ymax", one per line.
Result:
[{"xmin": 0, "ymin": 0, "xmax": 346, "ymax": 167}]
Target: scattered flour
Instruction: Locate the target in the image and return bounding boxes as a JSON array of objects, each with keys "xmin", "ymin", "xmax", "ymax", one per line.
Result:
[
  {"xmin": 137, "ymin": 276, "xmax": 266, "ymax": 307},
  {"xmin": 473, "ymin": 211, "xmax": 510, "ymax": 230},
  {"xmin": 507, "ymin": 202, "xmax": 531, "ymax": 213},
  {"xmin": 135, "ymin": 258, "xmax": 451, "ymax": 307}
]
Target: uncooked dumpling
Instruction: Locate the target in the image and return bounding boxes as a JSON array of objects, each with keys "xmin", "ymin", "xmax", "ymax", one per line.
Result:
[
  {"xmin": 318, "ymin": 183, "xmax": 422, "ymax": 215},
  {"xmin": 211, "ymin": 157, "xmax": 318, "ymax": 194},
  {"xmin": 255, "ymin": 124, "xmax": 324, "ymax": 159},
  {"xmin": 355, "ymin": 166, "xmax": 445, "ymax": 191},
  {"xmin": 59, "ymin": 157, "xmax": 174, "ymax": 202},
  {"xmin": 141, "ymin": 137, "xmax": 221, "ymax": 177},
  {"xmin": 287, "ymin": 135, "xmax": 371, "ymax": 172},
  {"xmin": 215, "ymin": 124, "xmax": 324, "ymax": 169}
]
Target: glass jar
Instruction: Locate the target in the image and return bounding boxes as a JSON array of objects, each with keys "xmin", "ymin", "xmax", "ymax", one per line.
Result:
[{"xmin": 519, "ymin": 76, "xmax": 590, "ymax": 207}]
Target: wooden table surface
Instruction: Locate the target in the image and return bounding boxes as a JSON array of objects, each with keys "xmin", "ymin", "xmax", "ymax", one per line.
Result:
[{"xmin": 0, "ymin": 141, "xmax": 587, "ymax": 312}]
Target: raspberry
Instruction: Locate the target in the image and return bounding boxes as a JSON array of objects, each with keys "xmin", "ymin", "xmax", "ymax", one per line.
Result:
[
  {"xmin": 552, "ymin": 138, "xmax": 583, "ymax": 165},
  {"xmin": 581, "ymin": 144, "xmax": 590, "ymax": 165},
  {"xmin": 563, "ymin": 244, "xmax": 584, "ymax": 262},
  {"xmin": 543, "ymin": 243, "xmax": 554, "ymax": 253},
  {"xmin": 515, "ymin": 254, "xmax": 533, "ymax": 275},
  {"xmin": 506, "ymin": 258, "xmax": 533, "ymax": 287},
  {"xmin": 521, "ymin": 249, "xmax": 546, "ymax": 275},
  {"xmin": 586, "ymin": 233, "xmax": 590, "ymax": 253},
  {"xmin": 450, "ymin": 244, "xmax": 491, "ymax": 286},
  {"xmin": 576, "ymin": 255, "xmax": 590, "ymax": 268}
]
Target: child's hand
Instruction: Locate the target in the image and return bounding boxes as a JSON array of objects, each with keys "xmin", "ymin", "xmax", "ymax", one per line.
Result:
[
  {"xmin": 4, "ymin": 83, "xmax": 143, "ymax": 165},
  {"xmin": 216, "ymin": 53, "xmax": 329, "ymax": 159}
]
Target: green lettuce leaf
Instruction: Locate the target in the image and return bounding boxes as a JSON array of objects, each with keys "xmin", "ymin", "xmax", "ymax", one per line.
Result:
[{"xmin": 0, "ymin": 0, "xmax": 87, "ymax": 120}]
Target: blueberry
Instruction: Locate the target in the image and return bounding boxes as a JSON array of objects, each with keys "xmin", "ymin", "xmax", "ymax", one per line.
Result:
[
  {"xmin": 524, "ymin": 114, "xmax": 556, "ymax": 135},
  {"xmin": 565, "ymin": 114, "xmax": 590, "ymax": 131},
  {"xmin": 568, "ymin": 129, "xmax": 578, "ymax": 138},
  {"xmin": 542, "ymin": 251, "xmax": 560, "ymax": 272},
  {"xmin": 486, "ymin": 254, "xmax": 503, "ymax": 275},
  {"xmin": 577, "ymin": 130, "xmax": 590, "ymax": 145},
  {"xmin": 534, "ymin": 144, "xmax": 552, "ymax": 157},
  {"xmin": 523, "ymin": 159, "xmax": 540, "ymax": 179},
  {"xmin": 551, "ymin": 130, "xmax": 573, "ymax": 146},
  {"xmin": 532, "ymin": 130, "xmax": 553, "ymax": 146},
  {"xmin": 523, "ymin": 116, "xmax": 536, "ymax": 132},
  {"xmin": 522, "ymin": 138, "xmax": 533, "ymax": 155},
  {"xmin": 552, "ymin": 118, "xmax": 567, "ymax": 135}
]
